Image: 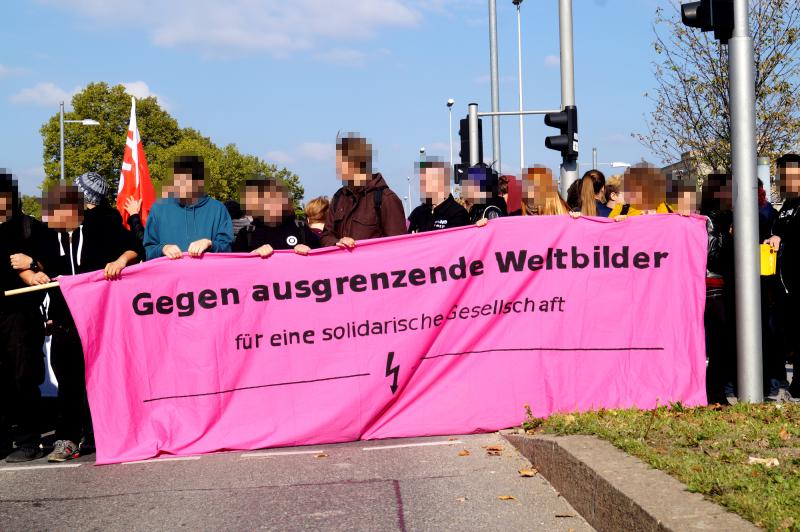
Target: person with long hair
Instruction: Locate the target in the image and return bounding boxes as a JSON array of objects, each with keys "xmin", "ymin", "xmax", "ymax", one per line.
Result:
[
  {"xmin": 520, "ymin": 166, "xmax": 569, "ymax": 216},
  {"xmin": 574, "ymin": 170, "xmax": 610, "ymax": 217}
]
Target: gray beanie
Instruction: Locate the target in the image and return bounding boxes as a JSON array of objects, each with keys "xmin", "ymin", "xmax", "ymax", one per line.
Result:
[{"xmin": 75, "ymin": 172, "xmax": 109, "ymax": 205}]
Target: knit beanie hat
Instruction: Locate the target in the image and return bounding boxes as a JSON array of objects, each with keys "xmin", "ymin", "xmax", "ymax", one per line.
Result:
[{"xmin": 75, "ymin": 172, "xmax": 109, "ymax": 205}]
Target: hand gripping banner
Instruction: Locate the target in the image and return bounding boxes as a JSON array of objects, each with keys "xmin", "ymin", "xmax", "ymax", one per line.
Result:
[{"xmin": 59, "ymin": 215, "xmax": 708, "ymax": 464}]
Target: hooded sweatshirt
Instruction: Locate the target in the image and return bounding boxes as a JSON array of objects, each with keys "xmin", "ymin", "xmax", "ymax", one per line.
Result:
[
  {"xmin": 408, "ymin": 194, "xmax": 469, "ymax": 233},
  {"xmin": 232, "ymin": 214, "xmax": 320, "ymax": 252},
  {"xmin": 320, "ymin": 173, "xmax": 406, "ymax": 247},
  {"xmin": 143, "ymin": 195, "xmax": 233, "ymax": 261}
]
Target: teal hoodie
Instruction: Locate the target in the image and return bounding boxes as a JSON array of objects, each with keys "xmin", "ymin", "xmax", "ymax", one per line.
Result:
[{"xmin": 143, "ymin": 195, "xmax": 233, "ymax": 260}]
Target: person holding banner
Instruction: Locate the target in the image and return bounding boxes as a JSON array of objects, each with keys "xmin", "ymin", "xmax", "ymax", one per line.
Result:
[
  {"xmin": 34, "ymin": 182, "xmax": 142, "ymax": 461},
  {"xmin": 320, "ymin": 134, "xmax": 406, "ymax": 249},
  {"xmin": 0, "ymin": 171, "xmax": 48, "ymax": 462},
  {"xmin": 407, "ymin": 159, "xmax": 468, "ymax": 233},
  {"xmin": 143, "ymin": 155, "xmax": 233, "ymax": 260},
  {"xmin": 232, "ymin": 178, "xmax": 319, "ymax": 257},
  {"xmin": 461, "ymin": 165, "xmax": 507, "ymax": 224},
  {"xmin": 520, "ymin": 166, "xmax": 569, "ymax": 216}
]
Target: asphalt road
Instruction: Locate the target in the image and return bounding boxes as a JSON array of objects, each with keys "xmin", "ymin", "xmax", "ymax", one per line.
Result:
[{"xmin": 0, "ymin": 433, "xmax": 592, "ymax": 531}]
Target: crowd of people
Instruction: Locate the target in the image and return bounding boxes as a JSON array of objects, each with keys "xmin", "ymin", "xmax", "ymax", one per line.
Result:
[{"xmin": 1, "ymin": 132, "xmax": 799, "ymax": 463}]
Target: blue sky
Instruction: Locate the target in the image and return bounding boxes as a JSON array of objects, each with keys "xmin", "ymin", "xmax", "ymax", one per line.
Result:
[{"xmin": 2, "ymin": 0, "xmax": 668, "ymax": 209}]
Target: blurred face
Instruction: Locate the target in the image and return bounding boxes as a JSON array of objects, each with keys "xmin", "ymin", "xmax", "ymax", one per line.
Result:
[
  {"xmin": 522, "ymin": 169, "xmax": 555, "ymax": 208},
  {"xmin": 783, "ymin": 167, "xmax": 800, "ymax": 195},
  {"xmin": 245, "ymin": 186, "xmax": 290, "ymax": 226},
  {"xmin": 0, "ymin": 193, "xmax": 11, "ymax": 223},
  {"xmin": 420, "ymin": 167, "xmax": 449, "ymax": 202},
  {"xmin": 608, "ymin": 191, "xmax": 624, "ymax": 205},
  {"xmin": 173, "ymin": 172, "xmax": 202, "ymax": 201},
  {"xmin": 461, "ymin": 178, "xmax": 487, "ymax": 204},
  {"xmin": 677, "ymin": 190, "xmax": 698, "ymax": 214},
  {"xmin": 626, "ymin": 186, "xmax": 644, "ymax": 207},
  {"xmin": 47, "ymin": 205, "xmax": 81, "ymax": 231},
  {"xmin": 336, "ymin": 152, "xmax": 370, "ymax": 187}
]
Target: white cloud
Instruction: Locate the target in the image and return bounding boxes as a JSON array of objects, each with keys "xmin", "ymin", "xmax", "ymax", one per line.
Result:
[
  {"xmin": 42, "ymin": 0, "xmax": 421, "ymax": 58},
  {"xmin": 297, "ymin": 142, "xmax": 334, "ymax": 162},
  {"xmin": 544, "ymin": 55, "xmax": 560, "ymax": 68},
  {"xmin": 266, "ymin": 150, "xmax": 295, "ymax": 165},
  {"xmin": 313, "ymin": 48, "xmax": 369, "ymax": 67},
  {"xmin": 10, "ymin": 82, "xmax": 77, "ymax": 106},
  {"xmin": 0, "ymin": 64, "xmax": 25, "ymax": 78},
  {"xmin": 121, "ymin": 81, "xmax": 169, "ymax": 109}
]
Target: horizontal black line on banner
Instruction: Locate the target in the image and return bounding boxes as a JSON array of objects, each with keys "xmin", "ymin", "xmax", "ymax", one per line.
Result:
[
  {"xmin": 422, "ymin": 347, "xmax": 665, "ymax": 360},
  {"xmin": 144, "ymin": 373, "xmax": 371, "ymax": 403}
]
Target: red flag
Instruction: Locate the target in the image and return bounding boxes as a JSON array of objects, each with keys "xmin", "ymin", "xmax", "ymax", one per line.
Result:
[{"xmin": 117, "ymin": 96, "xmax": 155, "ymax": 228}]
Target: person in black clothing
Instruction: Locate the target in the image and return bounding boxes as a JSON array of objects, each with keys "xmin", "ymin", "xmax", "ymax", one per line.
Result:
[
  {"xmin": 766, "ymin": 154, "xmax": 800, "ymax": 399},
  {"xmin": 232, "ymin": 178, "xmax": 320, "ymax": 257},
  {"xmin": 702, "ymin": 174, "xmax": 736, "ymax": 403},
  {"xmin": 461, "ymin": 165, "xmax": 507, "ymax": 225},
  {"xmin": 0, "ymin": 171, "xmax": 48, "ymax": 462},
  {"xmin": 35, "ymin": 178, "xmax": 143, "ymax": 462},
  {"xmin": 408, "ymin": 159, "xmax": 468, "ymax": 233}
]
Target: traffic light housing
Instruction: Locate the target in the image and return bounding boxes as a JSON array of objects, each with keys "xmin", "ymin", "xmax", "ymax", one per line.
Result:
[
  {"xmin": 681, "ymin": 0, "xmax": 734, "ymax": 44},
  {"xmin": 458, "ymin": 116, "xmax": 483, "ymax": 166},
  {"xmin": 544, "ymin": 105, "xmax": 578, "ymax": 161}
]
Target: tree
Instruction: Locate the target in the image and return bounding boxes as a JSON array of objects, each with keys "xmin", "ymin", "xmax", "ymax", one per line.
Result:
[
  {"xmin": 40, "ymin": 82, "xmax": 181, "ymax": 189},
  {"xmin": 21, "ymin": 195, "xmax": 41, "ymax": 220},
  {"xmin": 40, "ymin": 82, "xmax": 304, "ymax": 210},
  {"xmin": 636, "ymin": 0, "xmax": 800, "ymax": 174}
]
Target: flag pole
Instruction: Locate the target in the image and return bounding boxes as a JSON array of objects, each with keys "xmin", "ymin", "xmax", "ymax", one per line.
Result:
[{"xmin": 4, "ymin": 281, "xmax": 60, "ymax": 297}]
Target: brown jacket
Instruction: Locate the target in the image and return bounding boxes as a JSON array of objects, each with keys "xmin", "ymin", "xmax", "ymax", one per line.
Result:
[{"xmin": 320, "ymin": 173, "xmax": 406, "ymax": 246}]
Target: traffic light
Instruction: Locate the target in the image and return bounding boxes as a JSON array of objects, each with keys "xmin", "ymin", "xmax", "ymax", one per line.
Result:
[
  {"xmin": 543, "ymin": 105, "xmax": 578, "ymax": 161},
  {"xmin": 681, "ymin": 0, "xmax": 734, "ymax": 44},
  {"xmin": 458, "ymin": 116, "xmax": 483, "ymax": 166}
]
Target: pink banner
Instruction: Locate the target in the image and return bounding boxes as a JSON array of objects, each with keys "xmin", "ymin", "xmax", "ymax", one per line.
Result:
[{"xmin": 59, "ymin": 215, "xmax": 708, "ymax": 464}]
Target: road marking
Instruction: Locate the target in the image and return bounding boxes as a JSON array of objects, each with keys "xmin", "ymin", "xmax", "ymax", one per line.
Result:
[
  {"xmin": 122, "ymin": 456, "xmax": 202, "ymax": 465},
  {"xmin": 241, "ymin": 449, "xmax": 326, "ymax": 458},
  {"xmin": 0, "ymin": 463, "xmax": 82, "ymax": 472},
  {"xmin": 362, "ymin": 440, "xmax": 463, "ymax": 451}
]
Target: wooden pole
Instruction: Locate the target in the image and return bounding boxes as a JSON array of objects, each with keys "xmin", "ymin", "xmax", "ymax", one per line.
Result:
[{"xmin": 4, "ymin": 281, "xmax": 60, "ymax": 297}]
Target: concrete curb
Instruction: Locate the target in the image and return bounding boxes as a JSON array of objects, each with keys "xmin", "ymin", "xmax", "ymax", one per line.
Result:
[{"xmin": 503, "ymin": 433, "xmax": 758, "ymax": 532}]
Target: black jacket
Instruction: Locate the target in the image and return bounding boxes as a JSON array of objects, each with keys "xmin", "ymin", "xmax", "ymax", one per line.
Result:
[
  {"xmin": 232, "ymin": 215, "xmax": 320, "ymax": 252},
  {"xmin": 408, "ymin": 195, "xmax": 469, "ymax": 233},
  {"xmin": 468, "ymin": 197, "xmax": 507, "ymax": 224},
  {"xmin": 0, "ymin": 214, "xmax": 48, "ymax": 313},
  {"xmin": 38, "ymin": 205, "xmax": 143, "ymax": 322},
  {"xmin": 704, "ymin": 209, "xmax": 734, "ymax": 278},
  {"xmin": 773, "ymin": 196, "xmax": 800, "ymax": 294}
]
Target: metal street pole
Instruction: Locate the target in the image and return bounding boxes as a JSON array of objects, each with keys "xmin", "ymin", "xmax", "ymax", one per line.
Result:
[
  {"xmin": 592, "ymin": 147, "xmax": 597, "ymax": 169},
  {"xmin": 488, "ymin": 0, "xmax": 501, "ymax": 170},
  {"xmin": 729, "ymin": 0, "xmax": 763, "ymax": 402},
  {"xmin": 59, "ymin": 101, "xmax": 65, "ymax": 181},
  {"xmin": 558, "ymin": 0, "xmax": 578, "ymax": 198},
  {"xmin": 515, "ymin": 0, "xmax": 525, "ymax": 171},
  {"xmin": 468, "ymin": 103, "xmax": 480, "ymax": 166},
  {"xmin": 448, "ymin": 101, "xmax": 455, "ymax": 195}
]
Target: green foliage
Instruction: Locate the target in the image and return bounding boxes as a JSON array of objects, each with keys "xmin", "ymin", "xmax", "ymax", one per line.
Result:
[
  {"xmin": 637, "ymin": 1, "xmax": 800, "ymax": 174},
  {"xmin": 39, "ymin": 82, "xmax": 304, "ymax": 210},
  {"xmin": 525, "ymin": 403, "xmax": 800, "ymax": 530},
  {"xmin": 21, "ymin": 195, "xmax": 41, "ymax": 220}
]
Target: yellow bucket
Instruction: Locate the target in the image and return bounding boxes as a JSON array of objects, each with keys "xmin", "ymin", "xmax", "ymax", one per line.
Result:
[{"xmin": 760, "ymin": 244, "xmax": 777, "ymax": 276}]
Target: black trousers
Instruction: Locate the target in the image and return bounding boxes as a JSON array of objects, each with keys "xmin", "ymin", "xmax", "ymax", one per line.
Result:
[
  {"xmin": 705, "ymin": 285, "xmax": 736, "ymax": 403},
  {"xmin": 50, "ymin": 322, "xmax": 92, "ymax": 444},
  {"xmin": 0, "ymin": 309, "xmax": 45, "ymax": 447}
]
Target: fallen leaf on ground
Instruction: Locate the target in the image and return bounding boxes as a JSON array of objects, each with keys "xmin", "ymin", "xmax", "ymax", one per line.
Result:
[
  {"xmin": 315, "ymin": 453, "xmax": 329, "ymax": 458},
  {"xmin": 518, "ymin": 468, "xmax": 538, "ymax": 477},
  {"xmin": 555, "ymin": 514, "xmax": 576, "ymax": 518},
  {"xmin": 497, "ymin": 495, "xmax": 516, "ymax": 501},
  {"xmin": 748, "ymin": 456, "xmax": 779, "ymax": 467},
  {"xmin": 457, "ymin": 449, "xmax": 470, "ymax": 457},
  {"xmin": 456, "ymin": 496, "xmax": 467, "ymax": 503},
  {"xmin": 779, "ymin": 427, "xmax": 791, "ymax": 441},
  {"xmin": 484, "ymin": 445, "xmax": 504, "ymax": 456},
  {"xmin": 448, "ymin": 437, "xmax": 458, "ymax": 441}
]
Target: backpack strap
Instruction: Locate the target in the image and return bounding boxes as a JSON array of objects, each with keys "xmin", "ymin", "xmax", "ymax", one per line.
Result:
[
  {"xmin": 373, "ymin": 188, "xmax": 384, "ymax": 235},
  {"xmin": 293, "ymin": 219, "xmax": 307, "ymax": 246},
  {"xmin": 621, "ymin": 204, "xmax": 630, "ymax": 216},
  {"xmin": 665, "ymin": 203, "xmax": 674, "ymax": 213}
]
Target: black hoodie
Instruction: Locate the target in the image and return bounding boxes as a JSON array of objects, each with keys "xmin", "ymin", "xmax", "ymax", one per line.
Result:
[
  {"xmin": 408, "ymin": 195, "xmax": 469, "ymax": 233},
  {"xmin": 233, "ymin": 214, "xmax": 320, "ymax": 252},
  {"xmin": 468, "ymin": 196, "xmax": 508, "ymax": 224},
  {"xmin": 773, "ymin": 196, "xmax": 800, "ymax": 294}
]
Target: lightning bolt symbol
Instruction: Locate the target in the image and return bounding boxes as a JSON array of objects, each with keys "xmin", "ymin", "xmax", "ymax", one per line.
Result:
[{"xmin": 385, "ymin": 352, "xmax": 400, "ymax": 394}]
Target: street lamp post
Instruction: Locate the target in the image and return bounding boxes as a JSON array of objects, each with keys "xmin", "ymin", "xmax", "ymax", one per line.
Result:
[
  {"xmin": 447, "ymin": 99, "xmax": 455, "ymax": 195},
  {"xmin": 513, "ymin": 0, "xmax": 525, "ymax": 171},
  {"xmin": 578, "ymin": 161, "xmax": 631, "ymax": 170},
  {"xmin": 59, "ymin": 101, "xmax": 100, "ymax": 181}
]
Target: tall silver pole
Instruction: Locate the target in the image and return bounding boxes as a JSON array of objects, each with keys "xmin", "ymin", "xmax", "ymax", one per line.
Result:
[
  {"xmin": 448, "ymin": 106, "xmax": 454, "ymax": 195},
  {"xmin": 592, "ymin": 147, "xmax": 597, "ymax": 170},
  {"xmin": 558, "ymin": 0, "xmax": 578, "ymax": 198},
  {"xmin": 730, "ymin": 0, "xmax": 763, "ymax": 403},
  {"xmin": 516, "ymin": 2, "xmax": 525, "ymax": 171},
  {"xmin": 468, "ymin": 103, "xmax": 480, "ymax": 167},
  {"xmin": 59, "ymin": 101, "xmax": 65, "ymax": 182},
  {"xmin": 488, "ymin": 0, "xmax": 501, "ymax": 170}
]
